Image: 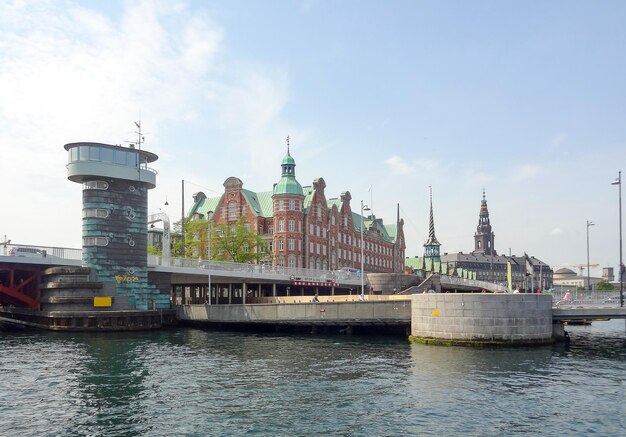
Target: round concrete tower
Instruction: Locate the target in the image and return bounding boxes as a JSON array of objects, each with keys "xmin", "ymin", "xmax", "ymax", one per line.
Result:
[{"xmin": 64, "ymin": 142, "xmax": 162, "ymax": 310}]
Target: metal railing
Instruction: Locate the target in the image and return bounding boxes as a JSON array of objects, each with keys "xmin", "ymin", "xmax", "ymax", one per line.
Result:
[
  {"xmin": 442, "ymin": 276, "xmax": 509, "ymax": 293},
  {"xmin": 0, "ymin": 243, "xmax": 82, "ymax": 260},
  {"xmin": 148, "ymin": 255, "xmax": 362, "ymax": 285},
  {"xmin": 550, "ymin": 289, "xmax": 622, "ymax": 306},
  {"xmin": 0, "ymin": 243, "xmax": 366, "ymax": 286}
]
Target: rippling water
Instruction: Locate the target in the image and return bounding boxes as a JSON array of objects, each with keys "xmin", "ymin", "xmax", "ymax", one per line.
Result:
[{"xmin": 1, "ymin": 320, "xmax": 625, "ymax": 436}]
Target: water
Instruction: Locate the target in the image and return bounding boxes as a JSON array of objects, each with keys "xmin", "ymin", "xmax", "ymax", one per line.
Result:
[{"xmin": 1, "ymin": 320, "xmax": 624, "ymax": 436}]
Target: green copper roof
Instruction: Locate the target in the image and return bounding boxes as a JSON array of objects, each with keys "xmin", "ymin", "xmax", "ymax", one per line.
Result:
[
  {"xmin": 302, "ymin": 186, "xmax": 314, "ymax": 212},
  {"xmin": 281, "ymin": 152, "xmax": 296, "ymax": 166},
  {"xmin": 250, "ymin": 190, "xmax": 274, "ymax": 217},
  {"xmin": 273, "ymin": 175, "xmax": 304, "ymax": 196},
  {"xmin": 274, "ymin": 148, "xmax": 303, "ymax": 196},
  {"xmin": 188, "ymin": 195, "xmax": 220, "ymax": 218}
]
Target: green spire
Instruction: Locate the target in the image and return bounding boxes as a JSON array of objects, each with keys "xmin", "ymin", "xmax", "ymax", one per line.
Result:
[{"xmin": 274, "ymin": 135, "xmax": 303, "ymax": 196}]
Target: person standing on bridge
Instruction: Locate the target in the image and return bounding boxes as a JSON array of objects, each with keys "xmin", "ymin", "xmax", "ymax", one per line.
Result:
[{"xmin": 312, "ymin": 292, "xmax": 320, "ymax": 303}]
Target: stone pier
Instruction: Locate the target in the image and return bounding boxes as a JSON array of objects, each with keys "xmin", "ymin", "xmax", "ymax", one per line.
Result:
[{"xmin": 410, "ymin": 293, "xmax": 554, "ymax": 345}]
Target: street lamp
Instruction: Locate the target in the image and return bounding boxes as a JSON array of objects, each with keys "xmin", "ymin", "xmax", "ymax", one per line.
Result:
[
  {"xmin": 181, "ymin": 179, "xmax": 186, "ymax": 257},
  {"xmin": 612, "ymin": 171, "xmax": 623, "ymax": 307},
  {"xmin": 207, "ymin": 211, "xmax": 213, "ymax": 305},
  {"xmin": 586, "ymin": 220, "xmax": 595, "ymax": 292},
  {"xmin": 360, "ymin": 200, "xmax": 371, "ymax": 298},
  {"xmin": 587, "ymin": 220, "xmax": 595, "ymax": 289}
]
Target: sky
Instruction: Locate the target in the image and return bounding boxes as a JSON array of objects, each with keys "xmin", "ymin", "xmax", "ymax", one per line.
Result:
[{"xmin": 1, "ymin": 0, "xmax": 625, "ymax": 276}]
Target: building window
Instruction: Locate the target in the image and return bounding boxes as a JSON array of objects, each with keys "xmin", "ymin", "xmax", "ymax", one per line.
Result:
[
  {"xmin": 228, "ymin": 203, "xmax": 237, "ymax": 219},
  {"xmin": 278, "ymin": 219, "xmax": 285, "ymax": 232},
  {"xmin": 316, "ymin": 243, "xmax": 320, "ymax": 255},
  {"xmin": 244, "ymin": 224, "xmax": 250, "ymax": 232},
  {"xmin": 83, "ymin": 180, "xmax": 109, "ymax": 190},
  {"xmin": 331, "ymin": 215, "xmax": 336, "ymax": 225},
  {"xmin": 288, "ymin": 256, "xmax": 295, "ymax": 268},
  {"xmin": 268, "ymin": 225, "xmax": 274, "ymax": 234},
  {"xmin": 278, "ymin": 239, "xmax": 284, "ymax": 251},
  {"xmin": 289, "ymin": 220, "xmax": 295, "ymax": 232},
  {"xmin": 289, "ymin": 199, "xmax": 295, "ymax": 211},
  {"xmin": 82, "ymin": 208, "xmax": 109, "ymax": 218},
  {"xmin": 83, "ymin": 236, "xmax": 109, "ymax": 246},
  {"xmin": 288, "ymin": 239, "xmax": 295, "ymax": 251}
]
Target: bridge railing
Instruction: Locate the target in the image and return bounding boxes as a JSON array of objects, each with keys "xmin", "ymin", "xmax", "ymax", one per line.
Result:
[
  {"xmin": 442, "ymin": 276, "xmax": 509, "ymax": 293},
  {"xmin": 0, "ymin": 243, "xmax": 82, "ymax": 260},
  {"xmin": 550, "ymin": 289, "xmax": 622, "ymax": 306},
  {"xmin": 147, "ymin": 255, "xmax": 362, "ymax": 285}
]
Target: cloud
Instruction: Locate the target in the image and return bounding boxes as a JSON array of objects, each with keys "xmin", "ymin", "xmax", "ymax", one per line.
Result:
[
  {"xmin": 512, "ymin": 164, "xmax": 540, "ymax": 181},
  {"xmin": 385, "ymin": 155, "xmax": 415, "ymax": 175},
  {"xmin": 0, "ymin": 1, "xmax": 292, "ymax": 245},
  {"xmin": 0, "ymin": 1, "xmax": 223, "ymax": 161}
]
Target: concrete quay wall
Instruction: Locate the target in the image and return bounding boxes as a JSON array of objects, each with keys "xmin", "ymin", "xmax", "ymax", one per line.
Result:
[
  {"xmin": 178, "ymin": 301, "xmax": 411, "ymax": 326},
  {"xmin": 410, "ymin": 294, "xmax": 554, "ymax": 345}
]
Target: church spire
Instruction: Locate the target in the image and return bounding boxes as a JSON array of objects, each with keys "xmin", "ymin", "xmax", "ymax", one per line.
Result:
[
  {"xmin": 473, "ymin": 190, "xmax": 495, "ymax": 255},
  {"xmin": 424, "ymin": 185, "xmax": 441, "ymax": 261}
]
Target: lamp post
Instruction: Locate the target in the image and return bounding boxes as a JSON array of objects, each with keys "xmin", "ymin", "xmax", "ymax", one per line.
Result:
[
  {"xmin": 586, "ymin": 220, "xmax": 595, "ymax": 292},
  {"xmin": 612, "ymin": 171, "xmax": 623, "ymax": 307},
  {"xmin": 181, "ymin": 179, "xmax": 186, "ymax": 257},
  {"xmin": 207, "ymin": 211, "xmax": 213, "ymax": 305},
  {"xmin": 360, "ymin": 200, "xmax": 370, "ymax": 298}
]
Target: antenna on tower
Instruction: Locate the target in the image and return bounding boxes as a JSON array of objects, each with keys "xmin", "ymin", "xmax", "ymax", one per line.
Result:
[{"xmin": 126, "ymin": 120, "xmax": 146, "ymax": 150}]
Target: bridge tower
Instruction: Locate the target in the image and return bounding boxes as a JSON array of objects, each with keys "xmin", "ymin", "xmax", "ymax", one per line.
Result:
[
  {"xmin": 473, "ymin": 189, "xmax": 496, "ymax": 256},
  {"xmin": 423, "ymin": 185, "xmax": 441, "ymax": 262},
  {"xmin": 64, "ymin": 136, "xmax": 166, "ymax": 310}
]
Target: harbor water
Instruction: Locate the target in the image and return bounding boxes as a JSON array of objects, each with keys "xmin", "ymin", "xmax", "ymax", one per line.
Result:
[{"xmin": 1, "ymin": 320, "xmax": 624, "ymax": 436}]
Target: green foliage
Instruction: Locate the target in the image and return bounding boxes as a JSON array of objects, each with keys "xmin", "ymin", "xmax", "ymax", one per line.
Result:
[
  {"xmin": 596, "ymin": 280, "xmax": 615, "ymax": 291},
  {"xmin": 210, "ymin": 218, "xmax": 270, "ymax": 263},
  {"xmin": 183, "ymin": 217, "xmax": 270, "ymax": 263},
  {"xmin": 147, "ymin": 245, "xmax": 161, "ymax": 256}
]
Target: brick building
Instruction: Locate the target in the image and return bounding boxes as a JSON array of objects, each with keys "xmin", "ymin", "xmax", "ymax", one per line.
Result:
[{"xmin": 188, "ymin": 147, "xmax": 406, "ymax": 273}]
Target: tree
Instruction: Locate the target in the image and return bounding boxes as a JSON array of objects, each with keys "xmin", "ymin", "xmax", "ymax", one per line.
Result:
[
  {"xmin": 210, "ymin": 218, "xmax": 269, "ymax": 263},
  {"xmin": 147, "ymin": 245, "xmax": 162, "ymax": 256},
  {"xmin": 596, "ymin": 280, "xmax": 615, "ymax": 291},
  {"xmin": 186, "ymin": 217, "xmax": 210, "ymax": 259},
  {"xmin": 180, "ymin": 216, "xmax": 270, "ymax": 263}
]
